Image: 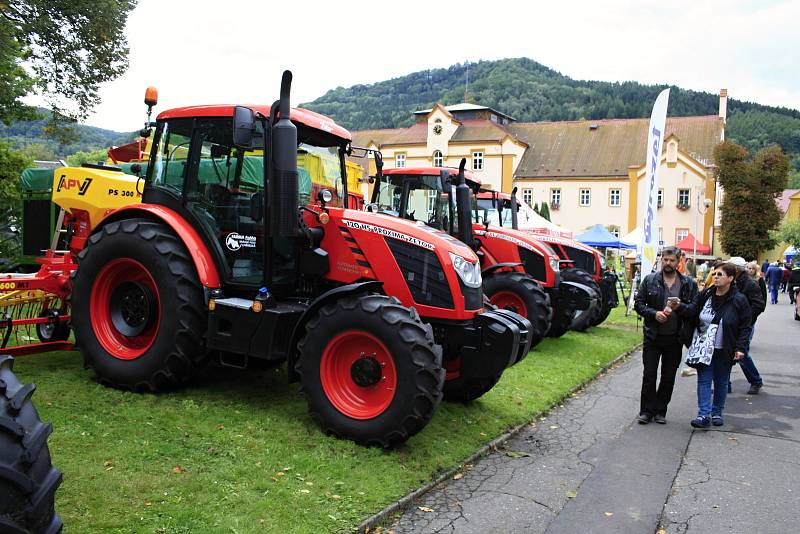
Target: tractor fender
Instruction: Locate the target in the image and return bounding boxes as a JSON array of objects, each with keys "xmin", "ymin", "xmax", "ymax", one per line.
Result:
[
  {"xmin": 287, "ymin": 280, "xmax": 384, "ymax": 382},
  {"xmin": 482, "ymin": 262, "xmax": 522, "ymax": 276},
  {"xmin": 95, "ymin": 204, "xmax": 221, "ymax": 288}
]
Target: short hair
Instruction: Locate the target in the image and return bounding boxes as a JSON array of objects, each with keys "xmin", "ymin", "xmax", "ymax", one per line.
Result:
[
  {"xmin": 717, "ymin": 263, "xmax": 738, "ymax": 277},
  {"xmin": 661, "ymin": 246, "xmax": 681, "ymax": 258}
]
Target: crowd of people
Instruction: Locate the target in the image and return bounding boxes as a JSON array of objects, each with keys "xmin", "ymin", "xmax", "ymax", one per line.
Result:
[{"xmin": 632, "ymin": 247, "xmax": 776, "ymax": 429}]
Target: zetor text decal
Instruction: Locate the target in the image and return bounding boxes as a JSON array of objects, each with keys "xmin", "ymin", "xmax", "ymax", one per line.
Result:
[
  {"xmin": 343, "ymin": 220, "xmax": 435, "ymax": 250},
  {"xmin": 478, "ymin": 230, "xmax": 535, "ymax": 251}
]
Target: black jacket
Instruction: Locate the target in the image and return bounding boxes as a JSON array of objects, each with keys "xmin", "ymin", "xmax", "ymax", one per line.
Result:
[
  {"xmin": 789, "ymin": 268, "xmax": 800, "ymax": 286},
  {"xmin": 634, "ymin": 271, "xmax": 698, "ymax": 344},
  {"xmin": 735, "ymin": 273, "xmax": 765, "ymax": 325},
  {"xmin": 678, "ymin": 286, "xmax": 753, "ymax": 365}
]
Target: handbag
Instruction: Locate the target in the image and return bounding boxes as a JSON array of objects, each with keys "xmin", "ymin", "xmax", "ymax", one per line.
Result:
[{"xmin": 685, "ymin": 323, "xmax": 717, "ymax": 368}]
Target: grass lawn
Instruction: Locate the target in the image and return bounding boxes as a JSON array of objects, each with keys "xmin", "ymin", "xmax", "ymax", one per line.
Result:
[{"xmin": 11, "ymin": 304, "xmax": 640, "ymax": 533}]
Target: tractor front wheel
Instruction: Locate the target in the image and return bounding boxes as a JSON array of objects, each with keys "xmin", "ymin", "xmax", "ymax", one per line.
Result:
[
  {"xmin": 561, "ymin": 268, "xmax": 601, "ymax": 332},
  {"xmin": 71, "ymin": 219, "xmax": 208, "ymax": 391},
  {"xmin": 296, "ymin": 294, "xmax": 444, "ymax": 448},
  {"xmin": 484, "ymin": 272, "xmax": 551, "ymax": 348}
]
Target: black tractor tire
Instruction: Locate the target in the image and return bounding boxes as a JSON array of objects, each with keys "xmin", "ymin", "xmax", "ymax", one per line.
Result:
[
  {"xmin": 483, "ymin": 272, "xmax": 551, "ymax": 349},
  {"xmin": 442, "ymin": 370, "xmax": 503, "ymax": 403},
  {"xmin": 35, "ymin": 309, "xmax": 70, "ymax": 343},
  {"xmin": 560, "ymin": 268, "xmax": 601, "ymax": 332},
  {"xmin": 0, "ymin": 355, "xmax": 63, "ymax": 534},
  {"xmin": 546, "ymin": 300, "xmax": 574, "ymax": 338},
  {"xmin": 591, "ymin": 300, "xmax": 614, "ymax": 327},
  {"xmin": 71, "ymin": 219, "xmax": 208, "ymax": 391},
  {"xmin": 296, "ymin": 294, "xmax": 444, "ymax": 448}
]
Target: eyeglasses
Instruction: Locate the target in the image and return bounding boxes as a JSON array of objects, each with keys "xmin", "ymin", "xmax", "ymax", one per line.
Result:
[{"xmin": 713, "ymin": 272, "xmax": 726, "ymax": 277}]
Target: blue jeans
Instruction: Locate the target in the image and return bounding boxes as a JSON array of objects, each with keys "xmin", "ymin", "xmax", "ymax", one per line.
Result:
[
  {"xmin": 697, "ymin": 350, "xmax": 731, "ymax": 417},
  {"xmin": 769, "ymin": 283, "xmax": 779, "ymax": 304},
  {"xmin": 737, "ymin": 325, "xmax": 762, "ymax": 386}
]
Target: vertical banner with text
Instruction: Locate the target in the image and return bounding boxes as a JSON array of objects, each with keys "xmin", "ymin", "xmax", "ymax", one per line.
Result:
[{"xmin": 641, "ymin": 88, "xmax": 670, "ymax": 276}]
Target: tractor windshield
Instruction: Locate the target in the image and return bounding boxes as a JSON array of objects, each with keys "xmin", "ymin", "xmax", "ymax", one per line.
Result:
[{"xmin": 374, "ymin": 174, "xmax": 451, "ymax": 229}]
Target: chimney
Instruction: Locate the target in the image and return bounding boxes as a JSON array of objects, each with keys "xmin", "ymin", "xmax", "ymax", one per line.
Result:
[{"xmin": 718, "ymin": 89, "xmax": 728, "ymax": 140}]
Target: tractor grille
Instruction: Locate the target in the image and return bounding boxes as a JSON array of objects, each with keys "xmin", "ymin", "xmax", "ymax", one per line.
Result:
[
  {"xmin": 518, "ymin": 247, "xmax": 547, "ymax": 283},
  {"xmin": 22, "ymin": 199, "xmax": 52, "ymax": 256},
  {"xmin": 564, "ymin": 246, "xmax": 596, "ymax": 275},
  {"xmin": 459, "ymin": 278, "xmax": 483, "ymax": 310},
  {"xmin": 385, "ymin": 237, "xmax": 454, "ymax": 309}
]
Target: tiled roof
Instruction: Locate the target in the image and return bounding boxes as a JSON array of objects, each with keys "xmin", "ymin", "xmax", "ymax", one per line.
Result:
[
  {"xmin": 777, "ymin": 189, "xmax": 800, "ymax": 213},
  {"xmin": 509, "ymin": 116, "xmax": 724, "ymax": 178},
  {"xmin": 450, "ymin": 119, "xmax": 517, "ymax": 143}
]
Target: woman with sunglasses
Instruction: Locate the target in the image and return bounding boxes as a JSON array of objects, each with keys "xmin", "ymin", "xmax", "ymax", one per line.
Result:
[{"xmin": 668, "ymin": 263, "xmax": 752, "ymax": 428}]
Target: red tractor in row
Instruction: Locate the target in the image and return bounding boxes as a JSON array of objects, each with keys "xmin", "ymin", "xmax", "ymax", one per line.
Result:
[
  {"xmin": 474, "ymin": 191, "xmax": 619, "ymax": 330},
  {"xmin": 56, "ymin": 72, "xmax": 533, "ymax": 448},
  {"xmin": 369, "ymin": 163, "xmax": 598, "ymax": 341}
]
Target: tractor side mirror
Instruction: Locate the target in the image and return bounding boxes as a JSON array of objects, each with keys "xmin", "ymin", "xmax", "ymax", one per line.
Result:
[
  {"xmin": 233, "ymin": 106, "xmax": 256, "ymax": 148},
  {"xmin": 250, "ymin": 191, "xmax": 264, "ymax": 221}
]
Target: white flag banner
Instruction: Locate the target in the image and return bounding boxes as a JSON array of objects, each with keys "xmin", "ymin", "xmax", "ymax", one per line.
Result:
[{"xmin": 641, "ymin": 88, "xmax": 670, "ymax": 276}]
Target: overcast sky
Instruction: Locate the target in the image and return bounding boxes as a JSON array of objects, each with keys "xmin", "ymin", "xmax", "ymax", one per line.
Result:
[{"xmin": 62, "ymin": 0, "xmax": 799, "ymax": 132}]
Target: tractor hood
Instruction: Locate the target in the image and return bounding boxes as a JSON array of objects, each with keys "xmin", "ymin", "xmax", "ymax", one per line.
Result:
[
  {"xmin": 473, "ymin": 224, "xmax": 559, "ymax": 263},
  {"xmin": 342, "ymin": 209, "xmax": 478, "ymax": 261}
]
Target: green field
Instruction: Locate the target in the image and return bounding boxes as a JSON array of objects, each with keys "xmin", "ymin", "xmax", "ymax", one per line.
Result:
[{"xmin": 11, "ymin": 304, "xmax": 640, "ymax": 533}]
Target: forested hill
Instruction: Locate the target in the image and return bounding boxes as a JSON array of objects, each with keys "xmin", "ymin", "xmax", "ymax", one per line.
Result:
[
  {"xmin": 302, "ymin": 58, "xmax": 800, "ymax": 172},
  {"xmin": 0, "ymin": 108, "xmax": 135, "ymax": 159}
]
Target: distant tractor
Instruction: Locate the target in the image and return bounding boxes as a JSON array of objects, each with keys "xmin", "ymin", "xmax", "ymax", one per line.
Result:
[
  {"xmin": 371, "ymin": 164, "xmax": 598, "ymax": 341},
  {"xmin": 58, "ymin": 72, "xmax": 531, "ymax": 447}
]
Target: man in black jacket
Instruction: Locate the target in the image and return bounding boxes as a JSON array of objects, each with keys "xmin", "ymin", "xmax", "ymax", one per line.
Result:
[
  {"xmin": 634, "ymin": 247, "xmax": 699, "ymax": 424},
  {"xmin": 728, "ymin": 257, "xmax": 766, "ymax": 394}
]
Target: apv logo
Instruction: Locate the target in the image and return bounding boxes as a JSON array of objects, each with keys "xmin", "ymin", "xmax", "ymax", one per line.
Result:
[
  {"xmin": 225, "ymin": 232, "xmax": 257, "ymax": 251},
  {"xmin": 56, "ymin": 175, "xmax": 92, "ymax": 196}
]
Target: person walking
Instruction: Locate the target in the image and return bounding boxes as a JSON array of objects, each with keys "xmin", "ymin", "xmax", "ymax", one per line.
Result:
[
  {"xmin": 634, "ymin": 247, "xmax": 699, "ymax": 424},
  {"xmin": 789, "ymin": 262, "xmax": 800, "ymax": 305},
  {"xmin": 728, "ymin": 257, "xmax": 765, "ymax": 394},
  {"xmin": 761, "ymin": 258, "xmax": 770, "ymax": 275},
  {"xmin": 765, "ymin": 261, "xmax": 783, "ymax": 304},
  {"xmin": 669, "ymin": 262, "xmax": 752, "ymax": 428},
  {"xmin": 781, "ymin": 262, "xmax": 791, "ymax": 293}
]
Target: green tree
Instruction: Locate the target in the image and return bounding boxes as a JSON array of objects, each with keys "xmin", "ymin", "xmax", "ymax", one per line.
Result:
[
  {"xmin": 771, "ymin": 219, "xmax": 800, "ymax": 250},
  {"xmin": 533, "ymin": 201, "xmax": 540, "ymax": 215},
  {"xmin": 66, "ymin": 147, "xmax": 108, "ymax": 167},
  {"xmin": 715, "ymin": 141, "xmax": 790, "ymax": 258},
  {"xmin": 539, "ymin": 201, "xmax": 551, "ymax": 221},
  {"xmin": 0, "ymin": 0, "xmax": 136, "ymax": 126},
  {"xmin": 0, "ymin": 140, "xmax": 32, "ymax": 258}
]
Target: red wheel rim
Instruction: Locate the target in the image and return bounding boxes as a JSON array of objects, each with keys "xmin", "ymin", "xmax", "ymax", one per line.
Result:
[
  {"xmin": 320, "ymin": 330, "xmax": 397, "ymax": 420},
  {"xmin": 444, "ymin": 356, "xmax": 460, "ymax": 381},
  {"xmin": 490, "ymin": 291, "xmax": 528, "ymax": 317},
  {"xmin": 90, "ymin": 258, "xmax": 161, "ymax": 360}
]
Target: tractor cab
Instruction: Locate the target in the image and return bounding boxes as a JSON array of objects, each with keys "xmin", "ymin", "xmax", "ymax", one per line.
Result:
[{"xmin": 143, "ymin": 105, "xmax": 350, "ymax": 293}]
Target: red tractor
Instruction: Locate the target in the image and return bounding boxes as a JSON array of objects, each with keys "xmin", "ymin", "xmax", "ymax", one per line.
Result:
[
  {"xmin": 66, "ymin": 72, "xmax": 532, "ymax": 447},
  {"xmin": 474, "ymin": 191, "xmax": 618, "ymax": 330},
  {"xmin": 370, "ymin": 163, "xmax": 598, "ymax": 340}
]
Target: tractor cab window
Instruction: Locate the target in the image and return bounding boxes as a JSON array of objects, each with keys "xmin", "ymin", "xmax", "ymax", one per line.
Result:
[
  {"xmin": 150, "ymin": 119, "xmax": 193, "ymax": 191},
  {"xmin": 297, "ymin": 143, "xmax": 343, "ymax": 207},
  {"xmin": 476, "ymin": 198, "xmax": 513, "ymax": 227},
  {"xmin": 375, "ymin": 175, "xmax": 449, "ymax": 229}
]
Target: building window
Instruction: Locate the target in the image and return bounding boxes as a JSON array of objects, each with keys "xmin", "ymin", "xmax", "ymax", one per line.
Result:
[
  {"xmin": 609, "ymin": 188, "xmax": 621, "ymax": 207},
  {"xmin": 657, "ymin": 188, "xmax": 664, "ymax": 208},
  {"xmin": 658, "ymin": 227, "xmax": 664, "ymax": 244},
  {"xmin": 677, "ymin": 188, "xmax": 690, "ymax": 208},
  {"xmin": 676, "ymin": 228, "xmax": 689, "ymax": 243},
  {"xmin": 579, "ymin": 188, "xmax": 591, "ymax": 207},
  {"xmin": 395, "ymin": 153, "xmax": 406, "ymax": 168},
  {"xmin": 432, "ymin": 150, "xmax": 443, "ymax": 168},
  {"xmin": 472, "ymin": 151, "xmax": 483, "ymax": 170},
  {"xmin": 550, "ymin": 188, "xmax": 561, "ymax": 208},
  {"xmin": 522, "ymin": 189, "xmax": 533, "ymax": 207}
]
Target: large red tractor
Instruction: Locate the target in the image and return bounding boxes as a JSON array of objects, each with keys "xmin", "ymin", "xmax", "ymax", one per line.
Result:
[
  {"xmin": 370, "ymin": 164, "xmax": 598, "ymax": 340},
  {"xmin": 474, "ymin": 191, "xmax": 618, "ymax": 330},
  {"xmin": 66, "ymin": 72, "xmax": 532, "ymax": 447}
]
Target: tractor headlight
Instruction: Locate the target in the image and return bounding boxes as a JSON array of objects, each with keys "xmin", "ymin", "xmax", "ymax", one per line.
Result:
[
  {"xmin": 449, "ymin": 252, "xmax": 482, "ymax": 288},
  {"xmin": 549, "ymin": 257, "xmax": 560, "ymax": 272}
]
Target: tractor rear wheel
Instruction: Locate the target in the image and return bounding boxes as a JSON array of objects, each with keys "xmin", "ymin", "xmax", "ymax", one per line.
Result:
[
  {"xmin": 71, "ymin": 219, "xmax": 208, "ymax": 391},
  {"xmin": 561, "ymin": 268, "xmax": 601, "ymax": 332},
  {"xmin": 296, "ymin": 294, "xmax": 444, "ymax": 448},
  {"xmin": 484, "ymin": 272, "xmax": 551, "ymax": 348},
  {"xmin": 0, "ymin": 355, "xmax": 62, "ymax": 534}
]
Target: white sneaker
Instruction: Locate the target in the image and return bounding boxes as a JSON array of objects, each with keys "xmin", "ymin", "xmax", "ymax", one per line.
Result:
[{"xmin": 681, "ymin": 367, "xmax": 697, "ymax": 377}]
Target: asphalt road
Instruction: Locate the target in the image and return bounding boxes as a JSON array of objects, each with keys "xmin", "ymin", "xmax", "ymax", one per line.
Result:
[{"xmin": 388, "ymin": 298, "xmax": 799, "ymax": 534}]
